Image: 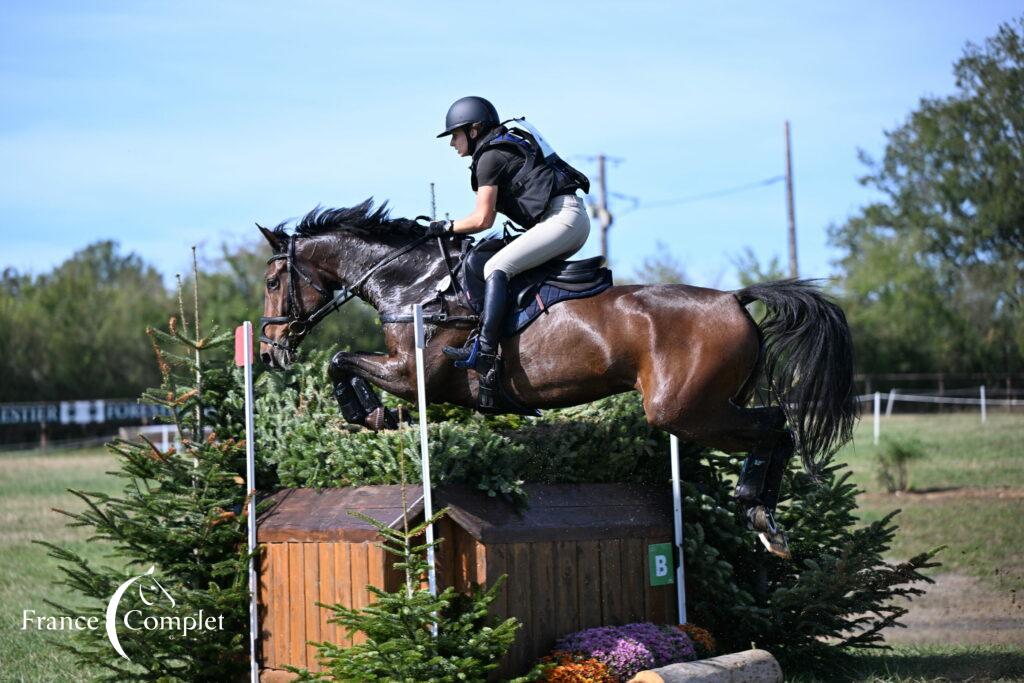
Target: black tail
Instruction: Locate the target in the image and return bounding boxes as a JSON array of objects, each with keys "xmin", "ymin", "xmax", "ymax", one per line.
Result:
[{"xmin": 736, "ymin": 279, "xmax": 857, "ymax": 476}]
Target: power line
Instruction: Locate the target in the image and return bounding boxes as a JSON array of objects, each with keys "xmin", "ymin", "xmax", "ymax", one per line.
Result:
[{"xmin": 616, "ymin": 174, "xmax": 785, "ymax": 215}]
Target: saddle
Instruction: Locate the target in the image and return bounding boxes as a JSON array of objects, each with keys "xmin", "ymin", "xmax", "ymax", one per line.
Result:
[{"xmin": 455, "ymin": 237, "xmax": 613, "ymax": 337}]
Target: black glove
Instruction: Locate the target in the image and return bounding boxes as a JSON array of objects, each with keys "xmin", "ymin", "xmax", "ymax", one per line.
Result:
[{"xmin": 425, "ymin": 219, "xmax": 454, "ymax": 237}]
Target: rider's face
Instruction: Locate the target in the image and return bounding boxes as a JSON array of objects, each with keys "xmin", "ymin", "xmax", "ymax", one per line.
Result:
[{"xmin": 450, "ymin": 126, "xmax": 473, "ymax": 157}]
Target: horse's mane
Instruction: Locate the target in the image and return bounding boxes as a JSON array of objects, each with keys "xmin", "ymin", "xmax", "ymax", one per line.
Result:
[{"xmin": 270, "ymin": 198, "xmax": 422, "ymax": 242}]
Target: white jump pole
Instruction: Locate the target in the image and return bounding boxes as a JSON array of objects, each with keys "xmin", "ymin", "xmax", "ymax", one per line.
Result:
[
  {"xmin": 873, "ymin": 391, "xmax": 881, "ymax": 445},
  {"xmin": 234, "ymin": 322, "xmax": 259, "ymax": 683},
  {"xmin": 412, "ymin": 305, "xmax": 438, "ymax": 603},
  {"xmin": 669, "ymin": 435, "xmax": 687, "ymax": 624},
  {"xmin": 980, "ymin": 385, "xmax": 987, "ymax": 424}
]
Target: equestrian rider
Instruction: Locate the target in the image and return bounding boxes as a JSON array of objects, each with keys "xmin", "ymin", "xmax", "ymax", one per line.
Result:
[{"xmin": 426, "ymin": 96, "xmax": 591, "ymax": 412}]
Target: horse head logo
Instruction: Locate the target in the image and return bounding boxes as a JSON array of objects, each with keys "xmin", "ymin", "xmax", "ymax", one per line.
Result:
[{"xmin": 105, "ymin": 565, "xmax": 175, "ymax": 661}]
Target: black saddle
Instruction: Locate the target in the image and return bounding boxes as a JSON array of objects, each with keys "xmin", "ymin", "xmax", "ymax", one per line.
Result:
[{"xmin": 456, "ymin": 237, "xmax": 613, "ymax": 337}]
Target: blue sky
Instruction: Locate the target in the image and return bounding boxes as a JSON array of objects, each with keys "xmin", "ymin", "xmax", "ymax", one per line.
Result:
[{"xmin": 2, "ymin": 1, "xmax": 1020, "ymax": 288}]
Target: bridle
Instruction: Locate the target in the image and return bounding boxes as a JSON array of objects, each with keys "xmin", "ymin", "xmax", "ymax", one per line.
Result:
[{"xmin": 259, "ymin": 231, "xmax": 435, "ymax": 353}]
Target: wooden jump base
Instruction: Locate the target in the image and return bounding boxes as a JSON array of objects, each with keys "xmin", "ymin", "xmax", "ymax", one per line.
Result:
[
  {"xmin": 630, "ymin": 649, "xmax": 782, "ymax": 683},
  {"xmin": 256, "ymin": 482, "xmax": 679, "ymax": 679}
]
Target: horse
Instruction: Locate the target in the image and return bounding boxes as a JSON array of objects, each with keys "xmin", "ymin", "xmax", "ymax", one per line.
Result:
[{"xmin": 257, "ymin": 199, "xmax": 857, "ymax": 557}]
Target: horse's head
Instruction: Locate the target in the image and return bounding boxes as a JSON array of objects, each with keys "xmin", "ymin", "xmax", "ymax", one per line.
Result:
[{"xmin": 257, "ymin": 225, "xmax": 338, "ymax": 370}]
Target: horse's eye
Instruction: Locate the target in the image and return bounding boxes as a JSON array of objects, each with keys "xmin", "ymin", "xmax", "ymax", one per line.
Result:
[{"xmin": 266, "ymin": 277, "xmax": 279, "ymax": 290}]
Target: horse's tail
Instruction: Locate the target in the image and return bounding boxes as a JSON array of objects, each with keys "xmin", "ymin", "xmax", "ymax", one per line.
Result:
[{"xmin": 736, "ymin": 278, "xmax": 857, "ymax": 476}]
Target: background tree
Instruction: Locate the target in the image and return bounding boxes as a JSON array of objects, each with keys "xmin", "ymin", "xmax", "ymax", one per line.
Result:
[
  {"xmin": 830, "ymin": 16, "xmax": 1024, "ymax": 375},
  {"xmin": 0, "ymin": 241, "xmax": 170, "ymax": 402}
]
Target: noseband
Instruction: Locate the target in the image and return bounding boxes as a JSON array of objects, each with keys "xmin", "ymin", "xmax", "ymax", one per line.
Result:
[{"xmin": 259, "ymin": 232, "xmax": 433, "ymax": 353}]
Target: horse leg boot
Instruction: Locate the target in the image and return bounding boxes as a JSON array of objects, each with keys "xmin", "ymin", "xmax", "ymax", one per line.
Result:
[
  {"xmin": 735, "ymin": 432, "xmax": 794, "ymax": 559},
  {"xmin": 332, "ymin": 376, "xmax": 369, "ymax": 427},
  {"xmin": 349, "ymin": 376, "xmax": 401, "ymax": 430}
]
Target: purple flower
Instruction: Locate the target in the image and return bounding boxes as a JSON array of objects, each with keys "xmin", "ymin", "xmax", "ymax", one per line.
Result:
[{"xmin": 555, "ymin": 623, "xmax": 696, "ymax": 679}]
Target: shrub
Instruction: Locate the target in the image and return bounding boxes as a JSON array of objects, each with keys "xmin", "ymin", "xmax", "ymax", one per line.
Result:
[{"xmin": 875, "ymin": 436, "xmax": 928, "ymax": 493}]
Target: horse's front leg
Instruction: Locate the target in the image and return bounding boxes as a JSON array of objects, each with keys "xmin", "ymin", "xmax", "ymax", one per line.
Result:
[{"xmin": 328, "ymin": 350, "xmax": 414, "ymax": 431}]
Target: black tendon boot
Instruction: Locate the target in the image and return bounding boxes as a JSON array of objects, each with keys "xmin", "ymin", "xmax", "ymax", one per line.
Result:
[
  {"xmin": 349, "ymin": 376, "xmax": 400, "ymax": 430},
  {"xmin": 738, "ymin": 434, "xmax": 795, "ymax": 560},
  {"xmin": 333, "ymin": 379, "xmax": 369, "ymax": 426}
]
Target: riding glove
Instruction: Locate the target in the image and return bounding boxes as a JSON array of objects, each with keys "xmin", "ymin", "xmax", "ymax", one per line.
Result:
[{"xmin": 425, "ymin": 219, "xmax": 454, "ymax": 236}]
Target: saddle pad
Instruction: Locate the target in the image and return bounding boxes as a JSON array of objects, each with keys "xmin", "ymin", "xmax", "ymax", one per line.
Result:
[{"xmin": 505, "ymin": 270, "xmax": 613, "ymax": 337}]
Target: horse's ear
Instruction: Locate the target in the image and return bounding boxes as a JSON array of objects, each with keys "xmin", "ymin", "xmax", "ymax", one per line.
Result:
[{"xmin": 257, "ymin": 223, "xmax": 283, "ymax": 253}]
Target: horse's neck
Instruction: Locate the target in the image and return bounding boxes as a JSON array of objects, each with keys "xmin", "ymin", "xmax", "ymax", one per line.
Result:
[{"xmin": 317, "ymin": 234, "xmax": 446, "ymax": 315}]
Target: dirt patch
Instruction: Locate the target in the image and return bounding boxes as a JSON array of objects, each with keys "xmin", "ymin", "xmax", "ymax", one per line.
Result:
[
  {"xmin": 884, "ymin": 571, "xmax": 1024, "ymax": 646},
  {"xmin": 861, "ymin": 486, "xmax": 1024, "ymax": 502}
]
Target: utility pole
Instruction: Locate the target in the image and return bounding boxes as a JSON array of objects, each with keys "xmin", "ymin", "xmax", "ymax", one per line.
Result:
[
  {"xmin": 784, "ymin": 121, "xmax": 798, "ymax": 278},
  {"xmin": 596, "ymin": 154, "xmax": 613, "ymax": 261},
  {"xmin": 429, "ymin": 182, "xmax": 437, "ymax": 220}
]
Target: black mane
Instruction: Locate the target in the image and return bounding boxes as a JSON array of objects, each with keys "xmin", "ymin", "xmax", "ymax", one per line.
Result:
[{"xmin": 270, "ymin": 198, "xmax": 422, "ymax": 241}]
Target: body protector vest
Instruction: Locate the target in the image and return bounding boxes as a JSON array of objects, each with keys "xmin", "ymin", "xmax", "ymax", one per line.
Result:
[{"xmin": 470, "ymin": 118, "xmax": 591, "ymax": 229}]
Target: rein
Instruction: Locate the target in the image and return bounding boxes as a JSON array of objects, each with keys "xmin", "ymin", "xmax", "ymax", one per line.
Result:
[{"xmin": 259, "ymin": 232, "xmax": 435, "ymax": 352}]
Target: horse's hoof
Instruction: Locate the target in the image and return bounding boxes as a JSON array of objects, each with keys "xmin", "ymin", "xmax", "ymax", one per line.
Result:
[
  {"xmin": 363, "ymin": 407, "xmax": 395, "ymax": 431},
  {"xmin": 747, "ymin": 506, "xmax": 791, "ymax": 560},
  {"xmin": 758, "ymin": 529, "xmax": 792, "ymax": 560}
]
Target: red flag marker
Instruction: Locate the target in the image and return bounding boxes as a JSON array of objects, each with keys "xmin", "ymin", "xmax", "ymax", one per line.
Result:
[{"xmin": 235, "ymin": 325, "xmax": 247, "ymax": 367}]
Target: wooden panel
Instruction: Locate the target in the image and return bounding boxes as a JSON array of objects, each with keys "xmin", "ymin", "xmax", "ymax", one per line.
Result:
[
  {"xmin": 576, "ymin": 541, "xmax": 602, "ymax": 629},
  {"xmin": 434, "ymin": 517, "xmax": 455, "ymax": 592},
  {"xmin": 262, "ymin": 544, "xmax": 283, "ymax": 668},
  {"xmin": 506, "ymin": 543, "xmax": 533, "ymax": 675},
  {"xmin": 473, "ymin": 539, "xmax": 488, "ymax": 587},
  {"xmin": 350, "ymin": 543, "xmax": 370, "ymax": 645},
  {"xmin": 256, "ymin": 544, "xmax": 270, "ymax": 667},
  {"xmin": 258, "ymin": 486, "xmax": 425, "ymax": 543},
  {"xmin": 529, "ymin": 543, "xmax": 557, "ymax": 662},
  {"xmin": 483, "ymin": 543, "xmax": 510, "ymax": 682},
  {"xmin": 620, "ymin": 537, "xmax": 646, "ymax": 624},
  {"xmin": 599, "ymin": 539, "xmax": 624, "ymax": 625},
  {"xmin": 368, "ymin": 541, "xmax": 386, "ymax": 605},
  {"xmin": 483, "ymin": 543, "xmax": 509, "ymax": 621},
  {"xmin": 333, "ymin": 542, "xmax": 353, "ymax": 648},
  {"xmin": 553, "ymin": 540, "xmax": 579, "ymax": 639},
  {"xmin": 287, "ymin": 543, "xmax": 306, "ymax": 668},
  {"xmin": 303, "ymin": 544, "xmax": 321, "ymax": 669},
  {"xmin": 275, "ymin": 542, "xmax": 291, "ymax": 668},
  {"xmin": 317, "ymin": 542, "xmax": 335, "ymax": 651}
]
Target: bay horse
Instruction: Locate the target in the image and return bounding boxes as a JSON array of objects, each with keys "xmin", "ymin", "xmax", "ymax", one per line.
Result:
[{"xmin": 257, "ymin": 200, "xmax": 857, "ymax": 557}]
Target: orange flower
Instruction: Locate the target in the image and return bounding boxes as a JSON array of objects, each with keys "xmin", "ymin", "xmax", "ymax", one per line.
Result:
[
  {"xmin": 541, "ymin": 651, "xmax": 617, "ymax": 682},
  {"xmin": 675, "ymin": 623, "xmax": 716, "ymax": 657}
]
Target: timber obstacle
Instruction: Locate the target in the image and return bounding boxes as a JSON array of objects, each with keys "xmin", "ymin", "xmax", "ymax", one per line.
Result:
[{"xmin": 255, "ymin": 482, "xmax": 680, "ymax": 679}]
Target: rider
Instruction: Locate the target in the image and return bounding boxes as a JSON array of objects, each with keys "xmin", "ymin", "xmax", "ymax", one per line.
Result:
[{"xmin": 426, "ymin": 96, "xmax": 592, "ymax": 412}]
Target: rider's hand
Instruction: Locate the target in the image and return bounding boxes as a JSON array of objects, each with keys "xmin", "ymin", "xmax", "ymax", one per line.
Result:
[{"xmin": 425, "ymin": 219, "xmax": 454, "ymax": 237}]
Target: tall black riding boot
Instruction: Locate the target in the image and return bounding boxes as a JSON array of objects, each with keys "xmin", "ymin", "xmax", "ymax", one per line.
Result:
[{"xmin": 443, "ymin": 270, "xmax": 509, "ymax": 367}]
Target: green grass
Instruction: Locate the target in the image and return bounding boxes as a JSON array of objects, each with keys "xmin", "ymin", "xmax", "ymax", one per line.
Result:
[
  {"xmin": 0, "ymin": 446, "xmax": 129, "ymax": 682},
  {"xmin": 832, "ymin": 413, "xmax": 1024, "ymax": 592},
  {"xmin": 835, "ymin": 413, "xmax": 1024, "ymax": 494},
  {"xmin": 856, "ymin": 497, "xmax": 1024, "ymax": 590},
  {"xmin": 790, "ymin": 644, "xmax": 1024, "ymax": 682}
]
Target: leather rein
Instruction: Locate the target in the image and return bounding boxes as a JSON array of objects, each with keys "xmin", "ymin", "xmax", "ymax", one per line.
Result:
[{"xmin": 259, "ymin": 230, "xmax": 477, "ymax": 353}]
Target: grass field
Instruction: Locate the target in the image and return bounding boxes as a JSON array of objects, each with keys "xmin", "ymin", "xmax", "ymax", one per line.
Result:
[
  {"xmin": 1, "ymin": 413, "xmax": 1022, "ymax": 681},
  {"xmin": 0, "ymin": 447, "xmax": 125, "ymax": 682}
]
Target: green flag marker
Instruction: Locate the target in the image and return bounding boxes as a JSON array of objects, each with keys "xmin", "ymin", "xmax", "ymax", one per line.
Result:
[{"xmin": 648, "ymin": 543, "xmax": 674, "ymax": 586}]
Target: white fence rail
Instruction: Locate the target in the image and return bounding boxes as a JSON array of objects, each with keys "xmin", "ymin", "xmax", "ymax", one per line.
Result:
[{"xmin": 857, "ymin": 385, "xmax": 1018, "ymax": 444}]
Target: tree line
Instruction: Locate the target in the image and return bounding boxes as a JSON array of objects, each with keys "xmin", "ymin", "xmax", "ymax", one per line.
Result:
[{"xmin": 1, "ymin": 16, "xmax": 1021, "ymax": 403}]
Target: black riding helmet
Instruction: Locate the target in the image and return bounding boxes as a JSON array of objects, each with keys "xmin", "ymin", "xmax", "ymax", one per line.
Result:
[{"xmin": 437, "ymin": 96, "xmax": 499, "ymax": 139}]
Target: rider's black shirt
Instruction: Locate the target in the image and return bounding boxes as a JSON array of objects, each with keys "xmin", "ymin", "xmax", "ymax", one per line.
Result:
[{"xmin": 474, "ymin": 147, "xmax": 522, "ymax": 189}]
